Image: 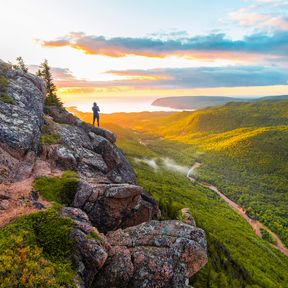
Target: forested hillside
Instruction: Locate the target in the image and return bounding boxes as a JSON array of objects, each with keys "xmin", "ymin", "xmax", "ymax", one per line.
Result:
[
  {"xmin": 152, "ymin": 95, "xmax": 288, "ymax": 110},
  {"xmin": 69, "ymin": 99, "xmax": 288, "ymax": 287},
  {"xmin": 72, "ymin": 100, "xmax": 288, "ymax": 247},
  {"xmin": 97, "ymin": 123, "xmax": 288, "ymax": 288}
]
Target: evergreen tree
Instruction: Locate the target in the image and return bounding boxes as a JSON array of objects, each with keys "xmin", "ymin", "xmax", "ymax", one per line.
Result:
[
  {"xmin": 37, "ymin": 60, "xmax": 63, "ymax": 109},
  {"xmin": 13, "ymin": 57, "xmax": 28, "ymax": 73}
]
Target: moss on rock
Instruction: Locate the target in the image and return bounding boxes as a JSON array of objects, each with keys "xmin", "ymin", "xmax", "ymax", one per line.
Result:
[{"xmin": 34, "ymin": 171, "xmax": 79, "ymax": 205}]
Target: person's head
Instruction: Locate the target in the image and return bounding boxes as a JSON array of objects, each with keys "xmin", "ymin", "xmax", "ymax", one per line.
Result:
[{"xmin": 93, "ymin": 102, "xmax": 97, "ymax": 106}]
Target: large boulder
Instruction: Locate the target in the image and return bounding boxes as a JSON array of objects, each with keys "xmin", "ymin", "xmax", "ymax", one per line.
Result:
[
  {"xmin": 73, "ymin": 181, "xmax": 160, "ymax": 232},
  {"xmin": 61, "ymin": 207, "xmax": 110, "ymax": 287},
  {"xmin": 62, "ymin": 208, "xmax": 207, "ymax": 288},
  {"xmin": 0, "ymin": 61, "xmax": 45, "ymax": 182},
  {"xmin": 90, "ymin": 133, "xmax": 136, "ymax": 184},
  {"xmin": 0, "ymin": 61, "xmax": 45, "ymax": 154},
  {"xmin": 49, "ymin": 122, "xmax": 136, "ymax": 184},
  {"xmin": 95, "ymin": 220, "xmax": 207, "ymax": 287}
]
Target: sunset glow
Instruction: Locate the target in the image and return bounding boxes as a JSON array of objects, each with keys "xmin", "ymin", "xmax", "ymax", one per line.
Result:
[{"xmin": 1, "ymin": 0, "xmax": 287, "ymax": 110}]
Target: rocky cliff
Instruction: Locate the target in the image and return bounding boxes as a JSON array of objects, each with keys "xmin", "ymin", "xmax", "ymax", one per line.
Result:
[{"xmin": 0, "ymin": 60, "xmax": 207, "ymax": 287}]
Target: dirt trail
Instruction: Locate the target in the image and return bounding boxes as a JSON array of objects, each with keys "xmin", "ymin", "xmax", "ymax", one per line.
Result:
[
  {"xmin": 187, "ymin": 162, "xmax": 288, "ymax": 257},
  {"xmin": 0, "ymin": 159, "xmax": 61, "ymax": 227}
]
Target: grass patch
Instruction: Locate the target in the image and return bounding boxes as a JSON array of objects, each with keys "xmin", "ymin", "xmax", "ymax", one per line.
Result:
[
  {"xmin": 0, "ymin": 74, "xmax": 8, "ymax": 88},
  {"xmin": 0, "ymin": 94, "xmax": 14, "ymax": 104},
  {"xmin": 40, "ymin": 122, "xmax": 61, "ymax": 145},
  {"xmin": 0, "ymin": 75, "xmax": 13, "ymax": 104},
  {"xmin": 0, "ymin": 208, "xmax": 76, "ymax": 287},
  {"xmin": 40, "ymin": 133, "xmax": 61, "ymax": 145},
  {"xmin": 34, "ymin": 171, "xmax": 79, "ymax": 205},
  {"xmin": 86, "ymin": 231, "xmax": 103, "ymax": 243}
]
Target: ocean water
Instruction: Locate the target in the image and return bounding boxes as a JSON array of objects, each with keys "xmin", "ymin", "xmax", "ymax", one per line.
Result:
[{"xmin": 65, "ymin": 97, "xmax": 182, "ymax": 113}]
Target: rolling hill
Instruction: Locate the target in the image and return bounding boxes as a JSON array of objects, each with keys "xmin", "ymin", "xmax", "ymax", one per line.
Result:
[
  {"xmin": 69, "ymin": 99, "xmax": 288, "ymax": 247},
  {"xmin": 152, "ymin": 95, "xmax": 288, "ymax": 110}
]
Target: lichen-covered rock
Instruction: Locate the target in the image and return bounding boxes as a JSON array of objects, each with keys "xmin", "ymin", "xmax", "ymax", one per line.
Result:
[
  {"xmin": 62, "ymin": 208, "xmax": 207, "ymax": 288},
  {"xmin": 61, "ymin": 207, "xmax": 110, "ymax": 287},
  {"xmin": 0, "ymin": 61, "xmax": 45, "ymax": 182},
  {"xmin": 90, "ymin": 134, "xmax": 136, "ymax": 184},
  {"xmin": 49, "ymin": 121, "xmax": 136, "ymax": 184},
  {"xmin": 73, "ymin": 181, "xmax": 160, "ymax": 233},
  {"xmin": 92, "ymin": 246, "xmax": 134, "ymax": 288},
  {"xmin": 0, "ymin": 61, "xmax": 45, "ymax": 154},
  {"xmin": 45, "ymin": 105, "xmax": 116, "ymax": 143},
  {"xmin": 93, "ymin": 220, "xmax": 207, "ymax": 288}
]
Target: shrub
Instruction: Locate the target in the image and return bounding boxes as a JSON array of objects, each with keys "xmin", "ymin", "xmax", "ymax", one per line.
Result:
[
  {"xmin": 34, "ymin": 171, "xmax": 79, "ymax": 205},
  {"xmin": 0, "ymin": 208, "xmax": 76, "ymax": 287},
  {"xmin": 158, "ymin": 196, "xmax": 183, "ymax": 220},
  {"xmin": 260, "ymin": 228, "xmax": 276, "ymax": 244}
]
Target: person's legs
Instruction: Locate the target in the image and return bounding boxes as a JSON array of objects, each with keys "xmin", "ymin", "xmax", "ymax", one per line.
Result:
[
  {"xmin": 93, "ymin": 115, "xmax": 95, "ymax": 126},
  {"xmin": 97, "ymin": 116, "xmax": 100, "ymax": 127}
]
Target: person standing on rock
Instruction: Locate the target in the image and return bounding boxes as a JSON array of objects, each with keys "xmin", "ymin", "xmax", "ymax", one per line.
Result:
[{"xmin": 92, "ymin": 102, "xmax": 100, "ymax": 127}]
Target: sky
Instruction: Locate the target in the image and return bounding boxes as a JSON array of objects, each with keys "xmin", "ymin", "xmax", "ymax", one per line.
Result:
[{"xmin": 1, "ymin": 0, "xmax": 288, "ymax": 111}]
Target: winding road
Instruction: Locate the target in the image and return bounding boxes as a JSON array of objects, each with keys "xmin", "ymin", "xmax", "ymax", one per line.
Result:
[{"xmin": 187, "ymin": 162, "xmax": 288, "ymax": 257}]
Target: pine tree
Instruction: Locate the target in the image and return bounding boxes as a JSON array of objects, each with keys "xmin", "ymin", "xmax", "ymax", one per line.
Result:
[
  {"xmin": 37, "ymin": 60, "xmax": 63, "ymax": 109},
  {"xmin": 13, "ymin": 57, "xmax": 28, "ymax": 73}
]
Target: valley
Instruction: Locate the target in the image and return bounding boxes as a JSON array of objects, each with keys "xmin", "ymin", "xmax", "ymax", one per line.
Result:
[
  {"xmin": 69, "ymin": 99, "xmax": 288, "ymax": 287},
  {"xmin": 188, "ymin": 162, "xmax": 288, "ymax": 257}
]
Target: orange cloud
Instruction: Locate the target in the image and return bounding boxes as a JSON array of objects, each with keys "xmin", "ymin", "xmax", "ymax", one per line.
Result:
[{"xmin": 39, "ymin": 32, "xmax": 288, "ymax": 63}]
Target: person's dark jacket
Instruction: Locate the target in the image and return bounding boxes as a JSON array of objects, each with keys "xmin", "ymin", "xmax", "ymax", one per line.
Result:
[{"xmin": 92, "ymin": 105, "xmax": 100, "ymax": 116}]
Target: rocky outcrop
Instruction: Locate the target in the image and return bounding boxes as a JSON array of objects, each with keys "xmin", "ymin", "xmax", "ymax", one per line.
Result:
[
  {"xmin": 102, "ymin": 220, "xmax": 207, "ymax": 288},
  {"xmin": 45, "ymin": 105, "xmax": 116, "ymax": 144},
  {"xmin": 43, "ymin": 104, "xmax": 159, "ymax": 232},
  {"xmin": 45, "ymin": 116, "xmax": 136, "ymax": 185},
  {"xmin": 0, "ymin": 61, "xmax": 45, "ymax": 154},
  {"xmin": 62, "ymin": 207, "xmax": 207, "ymax": 288},
  {"xmin": 0, "ymin": 60, "xmax": 207, "ymax": 287},
  {"xmin": 61, "ymin": 207, "xmax": 110, "ymax": 287},
  {"xmin": 73, "ymin": 182, "xmax": 160, "ymax": 232},
  {"xmin": 0, "ymin": 61, "xmax": 45, "ymax": 182}
]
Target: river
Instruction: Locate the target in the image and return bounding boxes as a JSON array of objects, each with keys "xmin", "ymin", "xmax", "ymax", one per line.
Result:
[{"xmin": 187, "ymin": 162, "xmax": 288, "ymax": 257}]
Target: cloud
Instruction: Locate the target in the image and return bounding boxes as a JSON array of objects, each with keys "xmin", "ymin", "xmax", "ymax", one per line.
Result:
[
  {"xmin": 148, "ymin": 30, "xmax": 190, "ymax": 40},
  {"xmin": 230, "ymin": 0, "xmax": 288, "ymax": 32},
  {"xmin": 30, "ymin": 64, "xmax": 288, "ymax": 90},
  {"xmin": 29, "ymin": 65, "xmax": 76, "ymax": 81},
  {"xmin": 107, "ymin": 66, "xmax": 288, "ymax": 88},
  {"xmin": 230, "ymin": 8, "xmax": 288, "ymax": 31},
  {"xmin": 39, "ymin": 31, "xmax": 288, "ymax": 64}
]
